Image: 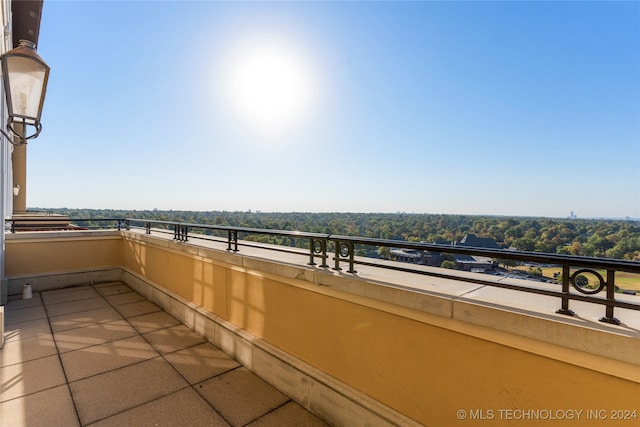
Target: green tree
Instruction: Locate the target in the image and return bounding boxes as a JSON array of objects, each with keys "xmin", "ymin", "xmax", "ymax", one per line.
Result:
[
  {"xmin": 440, "ymin": 260, "xmax": 457, "ymax": 269},
  {"xmin": 575, "ymin": 274, "xmax": 589, "ymax": 288},
  {"xmin": 527, "ymin": 267, "xmax": 543, "ymax": 277},
  {"xmin": 377, "ymin": 246, "xmax": 390, "ymax": 259}
]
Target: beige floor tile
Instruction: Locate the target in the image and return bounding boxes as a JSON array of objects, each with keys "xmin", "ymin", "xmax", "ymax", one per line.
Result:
[
  {"xmin": 114, "ymin": 300, "xmax": 161, "ymax": 319},
  {"xmin": 70, "ymin": 357, "xmax": 188, "ymax": 425},
  {"xmin": 4, "ymin": 306, "xmax": 47, "ymax": 325},
  {"xmin": 0, "ymin": 355, "xmax": 66, "ymax": 402},
  {"xmin": 246, "ymin": 401, "xmax": 328, "ymax": 427},
  {"xmin": 49, "ymin": 307, "xmax": 123, "ymax": 333},
  {"xmin": 143, "ymin": 324, "xmax": 206, "ymax": 355},
  {"xmin": 1, "ymin": 333, "xmax": 57, "ymax": 367},
  {"xmin": 61, "ymin": 335, "xmax": 159, "ymax": 382},
  {"xmin": 5, "ymin": 294, "xmax": 43, "ymax": 311},
  {"xmin": 196, "ymin": 367, "xmax": 290, "ymax": 426},
  {"xmin": 94, "ymin": 284, "xmax": 133, "ymax": 297},
  {"xmin": 0, "ymin": 384, "xmax": 80, "ymax": 427},
  {"xmin": 45, "ymin": 297, "xmax": 110, "ymax": 318},
  {"xmin": 3, "ymin": 317, "xmax": 51, "ymax": 343},
  {"xmin": 164, "ymin": 342, "xmax": 240, "ymax": 384},
  {"xmin": 92, "ymin": 282, "xmax": 123, "ymax": 289},
  {"xmin": 87, "ymin": 387, "xmax": 229, "ymax": 427},
  {"xmin": 103, "ymin": 291, "xmax": 145, "ymax": 306},
  {"xmin": 42, "ymin": 286, "xmax": 99, "ymax": 305},
  {"xmin": 127, "ymin": 311, "xmax": 180, "ymax": 334},
  {"xmin": 54, "ymin": 320, "xmax": 137, "ymax": 353},
  {"xmin": 3, "ymin": 283, "xmax": 329, "ymax": 426}
]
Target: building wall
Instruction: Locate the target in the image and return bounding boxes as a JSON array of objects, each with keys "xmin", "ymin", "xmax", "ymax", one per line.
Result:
[
  {"xmin": 0, "ymin": 0, "xmax": 12, "ymax": 304},
  {"xmin": 5, "ymin": 231, "xmax": 639, "ymax": 426}
]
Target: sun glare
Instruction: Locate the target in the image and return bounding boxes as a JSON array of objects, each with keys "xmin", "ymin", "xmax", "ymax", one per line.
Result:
[{"xmin": 220, "ymin": 38, "xmax": 316, "ymax": 143}]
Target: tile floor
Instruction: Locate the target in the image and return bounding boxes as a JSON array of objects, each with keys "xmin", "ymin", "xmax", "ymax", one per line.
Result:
[{"xmin": 1, "ymin": 282, "xmax": 328, "ymax": 426}]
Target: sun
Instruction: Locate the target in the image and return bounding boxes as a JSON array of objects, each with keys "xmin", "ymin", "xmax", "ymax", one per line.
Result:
[{"xmin": 220, "ymin": 38, "xmax": 316, "ymax": 142}]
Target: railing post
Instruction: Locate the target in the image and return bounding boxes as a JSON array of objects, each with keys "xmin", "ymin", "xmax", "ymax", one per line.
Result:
[
  {"xmin": 347, "ymin": 242, "xmax": 357, "ymax": 273},
  {"xmin": 556, "ymin": 265, "xmax": 574, "ymax": 316},
  {"xmin": 600, "ymin": 270, "xmax": 620, "ymax": 325},
  {"xmin": 227, "ymin": 230, "xmax": 238, "ymax": 252},
  {"xmin": 308, "ymin": 238, "xmax": 316, "ymax": 266},
  {"xmin": 320, "ymin": 238, "xmax": 328, "ymax": 268},
  {"xmin": 333, "ymin": 240, "xmax": 342, "ymax": 271}
]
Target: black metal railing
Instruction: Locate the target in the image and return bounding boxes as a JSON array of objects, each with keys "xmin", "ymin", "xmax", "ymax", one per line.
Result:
[{"xmin": 6, "ymin": 216, "xmax": 640, "ymax": 324}]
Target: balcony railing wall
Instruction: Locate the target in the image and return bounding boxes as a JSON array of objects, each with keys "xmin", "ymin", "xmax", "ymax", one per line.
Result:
[
  {"xmin": 4, "ymin": 219, "xmax": 639, "ymax": 426},
  {"xmin": 9, "ymin": 217, "xmax": 637, "ymax": 324}
]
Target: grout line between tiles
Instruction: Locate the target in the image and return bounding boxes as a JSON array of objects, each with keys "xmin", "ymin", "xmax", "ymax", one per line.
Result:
[{"xmin": 40, "ymin": 291, "xmax": 83, "ymax": 426}]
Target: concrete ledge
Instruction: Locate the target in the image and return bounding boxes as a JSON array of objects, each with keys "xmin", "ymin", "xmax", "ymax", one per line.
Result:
[
  {"xmin": 5, "ymin": 230, "xmax": 121, "ymax": 242},
  {"xmin": 453, "ymin": 298, "xmax": 640, "ymax": 367},
  {"xmin": 120, "ymin": 268, "xmax": 419, "ymax": 427}
]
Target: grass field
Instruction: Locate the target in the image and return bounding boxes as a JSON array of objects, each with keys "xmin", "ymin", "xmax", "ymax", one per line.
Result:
[{"xmin": 513, "ymin": 266, "xmax": 640, "ymax": 291}]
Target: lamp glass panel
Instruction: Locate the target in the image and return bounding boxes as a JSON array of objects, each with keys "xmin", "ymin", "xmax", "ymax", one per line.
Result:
[{"xmin": 5, "ymin": 55, "xmax": 47, "ymax": 121}]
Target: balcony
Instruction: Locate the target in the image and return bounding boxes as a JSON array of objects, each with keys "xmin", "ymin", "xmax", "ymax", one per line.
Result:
[
  {"xmin": 3, "ymin": 282, "xmax": 329, "ymax": 426},
  {"xmin": 1, "ymin": 219, "xmax": 638, "ymax": 426}
]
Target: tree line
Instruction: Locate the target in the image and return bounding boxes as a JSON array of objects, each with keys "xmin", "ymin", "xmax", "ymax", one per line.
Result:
[{"xmin": 46, "ymin": 208, "xmax": 640, "ymax": 261}]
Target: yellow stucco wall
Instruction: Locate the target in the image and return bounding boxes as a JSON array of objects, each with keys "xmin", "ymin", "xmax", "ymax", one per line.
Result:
[
  {"xmin": 6, "ymin": 232, "xmax": 639, "ymax": 426},
  {"xmin": 118, "ymin": 235, "xmax": 639, "ymax": 426},
  {"xmin": 5, "ymin": 235, "xmax": 122, "ymax": 276}
]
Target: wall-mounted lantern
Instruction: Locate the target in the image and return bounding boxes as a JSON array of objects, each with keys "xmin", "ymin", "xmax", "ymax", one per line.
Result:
[
  {"xmin": 13, "ymin": 184, "xmax": 20, "ymax": 196},
  {"xmin": 1, "ymin": 40, "xmax": 50, "ymax": 145}
]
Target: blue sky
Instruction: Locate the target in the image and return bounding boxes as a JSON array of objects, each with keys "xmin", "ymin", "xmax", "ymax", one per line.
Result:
[{"xmin": 29, "ymin": 1, "xmax": 639, "ymax": 218}]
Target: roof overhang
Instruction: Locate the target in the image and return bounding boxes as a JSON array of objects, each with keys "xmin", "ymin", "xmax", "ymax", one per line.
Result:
[{"xmin": 11, "ymin": 0, "xmax": 43, "ymax": 48}]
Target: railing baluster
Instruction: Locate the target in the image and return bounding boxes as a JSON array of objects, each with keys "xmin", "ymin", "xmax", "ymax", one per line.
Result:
[
  {"xmin": 556, "ymin": 265, "xmax": 574, "ymax": 316},
  {"xmin": 601, "ymin": 270, "xmax": 620, "ymax": 325},
  {"xmin": 320, "ymin": 239, "xmax": 328, "ymax": 268},
  {"xmin": 227, "ymin": 230, "xmax": 238, "ymax": 252},
  {"xmin": 347, "ymin": 242, "xmax": 356, "ymax": 273},
  {"xmin": 308, "ymin": 238, "xmax": 316, "ymax": 266}
]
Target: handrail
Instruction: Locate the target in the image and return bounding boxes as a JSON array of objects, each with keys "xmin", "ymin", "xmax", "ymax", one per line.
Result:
[{"xmin": 5, "ymin": 216, "xmax": 640, "ymax": 324}]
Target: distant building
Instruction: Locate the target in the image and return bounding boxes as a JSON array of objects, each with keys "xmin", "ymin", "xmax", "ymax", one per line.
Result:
[
  {"xmin": 388, "ymin": 234, "xmax": 501, "ymax": 272},
  {"xmin": 452, "ymin": 234, "xmax": 500, "ymax": 272},
  {"xmin": 456, "ymin": 233, "xmax": 501, "ymax": 250},
  {"xmin": 389, "ymin": 248, "xmax": 424, "ymax": 264}
]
